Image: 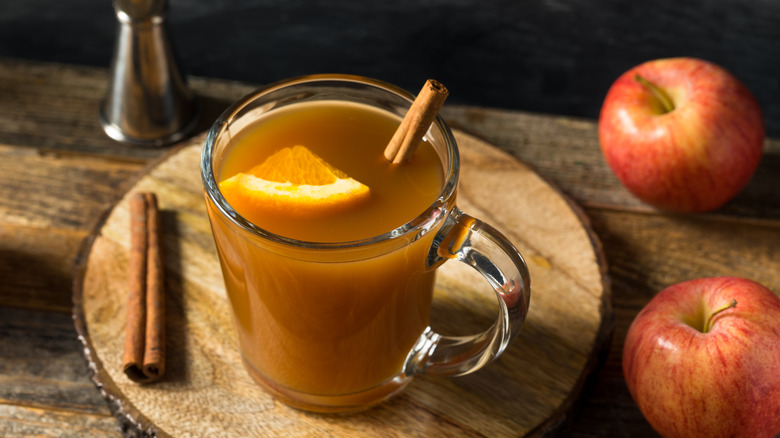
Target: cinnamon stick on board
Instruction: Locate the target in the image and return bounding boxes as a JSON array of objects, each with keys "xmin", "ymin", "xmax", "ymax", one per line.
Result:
[
  {"xmin": 384, "ymin": 79, "xmax": 449, "ymax": 164},
  {"xmin": 123, "ymin": 192, "xmax": 165, "ymax": 383}
]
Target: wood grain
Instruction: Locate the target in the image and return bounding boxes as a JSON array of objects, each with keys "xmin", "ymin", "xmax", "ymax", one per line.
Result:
[
  {"xmin": 6, "ymin": 1, "xmax": 780, "ymax": 137},
  {"xmin": 0, "ymin": 143, "xmax": 141, "ymax": 230},
  {"xmin": 2, "ymin": 59, "xmax": 779, "ymax": 437},
  {"xmin": 0, "ymin": 404, "xmax": 119, "ymax": 438},
  {"xmin": 441, "ymin": 105, "xmax": 780, "ymax": 222},
  {"xmin": 73, "ymin": 131, "xmax": 611, "ymax": 437},
  {"xmin": 0, "ymin": 307, "xmax": 112, "ymax": 418}
]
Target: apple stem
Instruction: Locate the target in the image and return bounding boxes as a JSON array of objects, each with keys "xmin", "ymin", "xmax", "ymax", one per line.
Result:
[
  {"xmin": 634, "ymin": 74, "xmax": 675, "ymax": 114},
  {"xmin": 703, "ymin": 299, "xmax": 737, "ymax": 333}
]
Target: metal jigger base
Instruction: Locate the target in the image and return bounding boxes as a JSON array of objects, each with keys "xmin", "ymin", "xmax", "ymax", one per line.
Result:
[{"xmin": 99, "ymin": 100, "xmax": 200, "ymax": 148}]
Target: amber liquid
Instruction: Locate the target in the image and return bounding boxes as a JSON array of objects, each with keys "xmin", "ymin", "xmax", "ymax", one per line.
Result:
[
  {"xmin": 218, "ymin": 101, "xmax": 443, "ymax": 242},
  {"xmin": 207, "ymin": 100, "xmax": 445, "ymax": 410}
]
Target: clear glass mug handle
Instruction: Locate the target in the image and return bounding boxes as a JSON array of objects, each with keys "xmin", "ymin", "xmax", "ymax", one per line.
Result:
[{"xmin": 405, "ymin": 207, "xmax": 531, "ymax": 377}]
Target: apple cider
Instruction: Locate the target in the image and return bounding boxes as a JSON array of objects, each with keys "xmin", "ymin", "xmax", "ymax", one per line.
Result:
[{"xmin": 206, "ymin": 100, "xmax": 445, "ymax": 404}]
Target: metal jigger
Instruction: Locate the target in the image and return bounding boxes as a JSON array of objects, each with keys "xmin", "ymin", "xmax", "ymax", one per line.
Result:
[{"xmin": 101, "ymin": 0, "xmax": 198, "ymax": 147}]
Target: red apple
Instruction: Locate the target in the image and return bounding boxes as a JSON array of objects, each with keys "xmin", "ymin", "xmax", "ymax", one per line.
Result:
[
  {"xmin": 623, "ymin": 277, "xmax": 780, "ymax": 438},
  {"xmin": 599, "ymin": 57, "xmax": 764, "ymax": 212}
]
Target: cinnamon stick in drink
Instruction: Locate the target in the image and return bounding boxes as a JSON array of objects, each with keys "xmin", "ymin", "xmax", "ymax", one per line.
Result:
[
  {"xmin": 123, "ymin": 192, "xmax": 165, "ymax": 383},
  {"xmin": 384, "ymin": 79, "xmax": 448, "ymax": 164}
]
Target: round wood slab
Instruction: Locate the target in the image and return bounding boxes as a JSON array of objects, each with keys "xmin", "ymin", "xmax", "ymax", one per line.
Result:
[{"xmin": 73, "ymin": 130, "xmax": 611, "ymax": 437}]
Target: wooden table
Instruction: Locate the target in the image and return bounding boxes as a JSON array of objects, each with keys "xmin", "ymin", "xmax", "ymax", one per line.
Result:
[{"xmin": 1, "ymin": 58, "xmax": 778, "ymax": 437}]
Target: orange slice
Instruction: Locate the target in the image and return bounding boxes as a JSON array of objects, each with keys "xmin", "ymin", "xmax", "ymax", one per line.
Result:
[{"xmin": 219, "ymin": 145, "xmax": 370, "ymax": 218}]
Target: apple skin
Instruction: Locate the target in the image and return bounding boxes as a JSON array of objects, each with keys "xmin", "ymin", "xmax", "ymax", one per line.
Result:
[
  {"xmin": 599, "ymin": 57, "xmax": 764, "ymax": 212},
  {"xmin": 623, "ymin": 277, "xmax": 780, "ymax": 438}
]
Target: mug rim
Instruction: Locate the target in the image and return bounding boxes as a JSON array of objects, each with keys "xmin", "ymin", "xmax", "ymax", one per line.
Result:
[{"xmin": 201, "ymin": 73, "xmax": 460, "ymax": 250}]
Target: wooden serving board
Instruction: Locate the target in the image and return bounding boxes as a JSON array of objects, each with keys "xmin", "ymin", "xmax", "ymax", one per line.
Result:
[{"xmin": 73, "ymin": 130, "xmax": 611, "ymax": 437}]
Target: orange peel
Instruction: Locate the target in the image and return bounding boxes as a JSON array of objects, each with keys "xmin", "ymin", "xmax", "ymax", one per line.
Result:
[{"xmin": 219, "ymin": 145, "xmax": 370, "ymax": 218}]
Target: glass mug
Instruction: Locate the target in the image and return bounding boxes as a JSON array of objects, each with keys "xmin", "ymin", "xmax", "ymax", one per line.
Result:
[{"xmin": 201, "ymin": 74, "xmax": 531, "ymax": 413}]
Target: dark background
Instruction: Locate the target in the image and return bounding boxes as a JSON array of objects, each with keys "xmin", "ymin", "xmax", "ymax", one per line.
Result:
[{"xmin": 2, "ymin": 0, "xmax": 779, "ymax": 135}]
